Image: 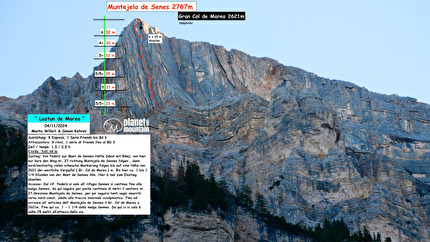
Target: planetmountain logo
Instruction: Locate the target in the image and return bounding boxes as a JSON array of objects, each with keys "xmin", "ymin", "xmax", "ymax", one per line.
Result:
[
  {"xmin": 103, "ymin": 118, "xmax": 123, "ymax": 133},
  {"xmin": 103, "ymin": 118, "xmax": 150, "ymax": 133}
]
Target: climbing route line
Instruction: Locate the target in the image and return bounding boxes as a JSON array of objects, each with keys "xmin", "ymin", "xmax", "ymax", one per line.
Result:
[
  {"xmin": 103, "ymin": 15, "xmax": 107, "ymax": 115},
  {"xmin": 134, "ymin": 18, "xmax": 159, "ymax": 108}
]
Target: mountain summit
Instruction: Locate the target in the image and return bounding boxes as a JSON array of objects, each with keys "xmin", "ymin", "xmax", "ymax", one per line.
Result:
[{"xmin": 0, "ymin": 19, "xmax": 430, "ymax": 241}]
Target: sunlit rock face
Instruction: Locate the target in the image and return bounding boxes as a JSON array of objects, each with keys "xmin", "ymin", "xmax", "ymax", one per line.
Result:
[{"xmin": 1, "ymin": 19, "xmax": 429, "ymax": 241}]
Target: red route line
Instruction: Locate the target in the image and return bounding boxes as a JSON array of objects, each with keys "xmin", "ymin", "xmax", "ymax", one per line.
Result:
[{"xmin": 134, "ymin": 18, "xmax": 159, "ymax": 108}]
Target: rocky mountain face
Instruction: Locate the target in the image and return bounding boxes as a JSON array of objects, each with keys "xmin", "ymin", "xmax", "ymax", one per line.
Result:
[
  {"xmin": 0, "ymin": 19, "xmax": 430, "ymax": 241},
  {"xmin": 35, "ymin": 208, "xmax": 312, "ymax": 242}
]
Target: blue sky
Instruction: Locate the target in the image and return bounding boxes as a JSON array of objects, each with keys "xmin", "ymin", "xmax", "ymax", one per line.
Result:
[{"xmin": 1, "ymin": 0, "xmax": 429, "ymax": 104}]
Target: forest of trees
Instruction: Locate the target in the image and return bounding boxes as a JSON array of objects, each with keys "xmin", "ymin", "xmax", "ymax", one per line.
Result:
[
  {"xmin": 151, "ymin": 163, "xmax": 230, "ymax": 213},
  {"xmin": 151, "ymin": 163, "xmax": 390, "ymax": 241}
]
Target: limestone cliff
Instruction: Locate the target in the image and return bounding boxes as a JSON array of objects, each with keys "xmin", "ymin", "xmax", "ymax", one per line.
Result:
[{"xmin": 0, "ymin": 19, "xmax": 429, "ymax": 241}]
